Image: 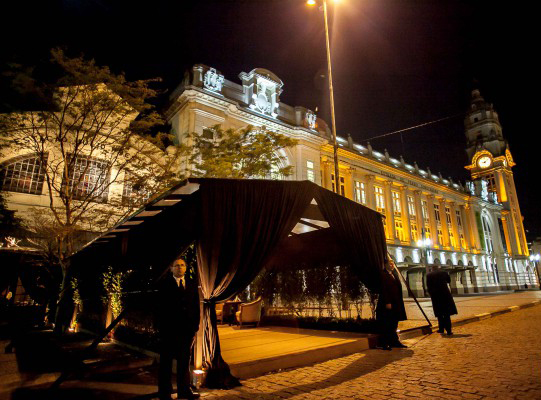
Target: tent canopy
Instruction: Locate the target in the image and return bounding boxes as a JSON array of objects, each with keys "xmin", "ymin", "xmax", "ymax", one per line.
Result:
[
  {"xmin": 74, "ymin": 178, "xmax": 386, "ymax": 284},
  {"xmin": 71, "ymin": 178, "xmax": 387, "ymax": 388}
]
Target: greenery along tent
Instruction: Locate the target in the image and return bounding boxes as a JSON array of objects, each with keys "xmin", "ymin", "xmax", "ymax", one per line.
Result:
[{"xmin": 70, "ymin": 178, "xmax": 388, "ymax": 388}]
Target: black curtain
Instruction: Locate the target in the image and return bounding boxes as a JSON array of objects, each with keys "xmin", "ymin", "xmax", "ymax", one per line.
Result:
[
  {"xmin": 314, "ymin": 187, "xmax": 387, "ymax": 292},
  {"xmin": 195, "ymin": 179, "xmax": 316, "ymax": 388}
]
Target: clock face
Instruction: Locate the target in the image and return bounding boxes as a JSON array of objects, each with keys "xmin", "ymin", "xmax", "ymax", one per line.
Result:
[{"xmin": 477, "ymin": 156, "xmax": 492, "ymax": 169}]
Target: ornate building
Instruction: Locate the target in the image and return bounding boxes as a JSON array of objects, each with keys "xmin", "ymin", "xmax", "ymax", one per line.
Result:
[
  {"xmin": 1, "ymin": 65, "xmax": 536, "ymax": 295},
  {"xmin": 166, "ymin": 65, "xmax": 538, "ymax": 295}
]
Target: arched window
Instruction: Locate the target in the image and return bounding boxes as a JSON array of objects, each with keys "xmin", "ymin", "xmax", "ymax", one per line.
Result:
[
  {"xmin": 481, "ymin": 214, "xmax": 494, "ymax": 253},
  {"xmin": 0, "ymin": 154, "xmax": 48, "ymax": 195}
]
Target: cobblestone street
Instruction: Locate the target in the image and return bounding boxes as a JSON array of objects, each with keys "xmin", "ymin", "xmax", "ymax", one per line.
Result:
[{"xmin": 201, "ymin": 304, "xmax": 541, "ymax": 399}]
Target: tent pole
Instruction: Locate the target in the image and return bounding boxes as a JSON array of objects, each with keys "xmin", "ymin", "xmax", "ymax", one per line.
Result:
[{"xmin": 388, "ymin": 253, "xmax": 432, "ymax": 327}]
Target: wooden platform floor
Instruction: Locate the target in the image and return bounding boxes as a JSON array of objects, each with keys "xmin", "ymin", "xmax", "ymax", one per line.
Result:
[{"xmin": 218, "ymin": 325, "xmax": 375, "ymax": 379}]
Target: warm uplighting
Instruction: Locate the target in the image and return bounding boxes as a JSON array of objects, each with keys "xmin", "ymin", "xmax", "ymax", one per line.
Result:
[
  {"xmin": 417, "ymin": 238, "xmax": 432, "ymax": 248},
  {"xmin": 307, "ymin": 0, "xmax": 341, "ymax": 4}
]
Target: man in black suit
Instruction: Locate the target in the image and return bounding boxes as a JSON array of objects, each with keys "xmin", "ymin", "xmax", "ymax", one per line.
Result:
[
  {"xmin": 376, "ymin": 258, "xmax": 408, "ymax": 350},
  {"xmin": 156, "ymin": 258, "xmax": 200, "ymax": 400},
  {"xmin": 426, "ymin": 266, "xmax": 457, "ymax": 335}
]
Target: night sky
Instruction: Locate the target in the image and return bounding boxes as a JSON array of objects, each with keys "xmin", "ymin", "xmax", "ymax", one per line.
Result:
[{"xmin": 2, "ymin": 0, "xmax": 539, "ymax": 240}]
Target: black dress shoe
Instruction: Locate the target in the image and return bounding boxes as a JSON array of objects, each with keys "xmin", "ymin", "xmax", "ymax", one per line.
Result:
[
  {"xmin": 446, "ymin": 331, "xmax": 453, "ymax": 335},
  {"xmin": 437, "ymin": 329, "xmax": 444, "ymax": 333},
  {"xmin": 177, "ymin": 388, "xmax": 200, "ymax": 399}
]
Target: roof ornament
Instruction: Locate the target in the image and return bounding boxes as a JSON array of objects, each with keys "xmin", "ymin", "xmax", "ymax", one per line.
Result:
[
  {"xmin": 305, "ymin": 110, "xmax": 317, "ymax": 130},
  {"xmin": 203, "ymin": 68, "xmax": 224, "ymax": 93}
]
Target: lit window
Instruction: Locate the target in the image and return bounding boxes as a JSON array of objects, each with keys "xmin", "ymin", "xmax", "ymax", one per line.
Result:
[
  {"xmin": 434, "ymin": 204, "xmax": 441, "ymax": 223},
  {"xmin": 374, "ymin": 186, "xmax": 385, "ymax": 214},
  {"xmin": 306, "ymin": 160, "xmax": 315, "ymax": 182},
  {"xmin": 482, "ymin": 215, "xmax": 494, "ymax": 253},
  {"xmin": 63, "ymin": 156, "xmax": 110, "ymax": 202},
  {"xmin": 0, "ymin": 154, "xmax": 48, "ymax": 195},
  {"xmin": 122, "ymin": 172, "xmax": 152, "ymax": 207},
  {"xmin": 424, "ymin": 226, "xmax": 431, "ymax": 241},
  {"xmin": 395, "ymin": 220, "xmax": 406, "ymax": 241},
  {"xmin": 411, "ymin": 223, "xmax": 419, "ymax": 242},
  {"xmin": 455, "ymin": 210, "xmax": 463, "ymax": 227},
  {"xmin": 460, "ymin": 233, "xmax": 467, "ymax": 248},
  {"xmin": 445, "ymin": 206, "xmax": 452, "ymax": 225},
  {"xmin": 449, "ymin": 231, "xmax": 457, "ymax": 248},
  {"xmin": 392, "ymin": 191, "xmax": 401, "ymax": 215},
  {"xmin": 331, "ymin": 174, "xmax": 345, "ymax": 196},
  {"xmin": 407, "ymin": 196, "xmax": 416, "ymax": 217},
  {"xmin": 437, "ymin": 228, "xmax": 444, "ymax": 245},
  {"xmin": 354, "ymin": 181, "xmax": 366, "ymax": 204}
]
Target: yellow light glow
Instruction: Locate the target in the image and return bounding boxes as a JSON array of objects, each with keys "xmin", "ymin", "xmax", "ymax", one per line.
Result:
[{"xmin": 307, "ymin": 0, "xmax": 316, "ymax": 5}]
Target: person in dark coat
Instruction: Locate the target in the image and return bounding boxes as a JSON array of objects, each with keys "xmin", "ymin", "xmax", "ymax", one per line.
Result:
[
  {"xmin": 426, "ymin": 266, "xmax": 457, "ymax": 335},
  {"xmin": 376, "ymin": 258, "xmax": 408, "ymax": 350},
  {"xmin": 155, "ymin": 258, "xmax": 201, "ymax": 400}
]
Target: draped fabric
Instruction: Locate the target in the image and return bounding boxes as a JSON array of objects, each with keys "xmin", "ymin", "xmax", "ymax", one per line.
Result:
[
  {"xmin": 195, "ymin": 179, "xmax": 317, "ymax": 388},
  {"xmin": 314, "ymin": 188, "xmax": 388, "ymax": 292}
]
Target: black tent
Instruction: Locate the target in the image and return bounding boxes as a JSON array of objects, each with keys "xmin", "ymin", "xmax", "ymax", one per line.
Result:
[{"xmin": 71, "ymin": 178, "xmax": 387, "ymax": 388}]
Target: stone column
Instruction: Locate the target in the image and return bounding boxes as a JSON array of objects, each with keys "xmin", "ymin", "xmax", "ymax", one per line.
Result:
[
  {"xmin": 426, "ymin": 195, "xmax": 440, "ymax": 248},
  {"xmin": 399, "ymin": 186, "xmax": 411, "ymax": 243},
  {"xmin": 413, "ymin": 190, "xmax": 425, "ymax": 243},
  {"xmin": 364, "ymin": 175, "xmax": 376, "ymax": 210},
  {"xmin": 321, "ymin": 159, "xmax": 333, "ymax": 192},
  {"xmin": 465, "ymin": 204, "xmax": 482, "ymax": 252},
  {"xmin": 448, "ymin": 201, "xmax": 460, "ymax": 251},
  {"xmin": 344, "ymin": 167, "xmax": 354, "ymax": 201},
  {"xmin": 384, "ymin": 181, "xmax": 397, "ymax": 242}
]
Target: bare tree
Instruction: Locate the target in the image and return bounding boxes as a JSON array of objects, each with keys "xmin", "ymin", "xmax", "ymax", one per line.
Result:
[{"xmin": 1, "ymin": 49, "xmax": 186, "ymax": 331}]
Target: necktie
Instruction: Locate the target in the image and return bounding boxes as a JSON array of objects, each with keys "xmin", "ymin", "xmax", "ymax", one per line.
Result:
[{"xmin": 181, "ymin": 277, "xmax": 185, "ymax": 288}]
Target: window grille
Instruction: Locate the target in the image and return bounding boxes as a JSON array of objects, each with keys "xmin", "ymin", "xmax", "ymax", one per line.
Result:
[
  {"xmin": 0, "ymin": 154, "xmax": 48, "ymax": 195},
  {"xmin": 64, "ymin": 156, "xmax": 110, "ymax": 202}
]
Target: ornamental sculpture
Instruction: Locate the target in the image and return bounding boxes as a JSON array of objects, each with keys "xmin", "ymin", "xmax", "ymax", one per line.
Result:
[
  {"xmin": 203, "ymin": 68, "xmax": 224, "ymax": 93},
  {"xmin": 305, "ymin": 110, "xmax": 317, "ymax": 130},
  {"xmin": 251, "ymin": 81, "xmax": 279, "ymax": 117}
]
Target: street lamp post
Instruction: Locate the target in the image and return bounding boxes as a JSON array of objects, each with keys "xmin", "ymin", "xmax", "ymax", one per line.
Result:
[
  {"xmin": 308, "ymin": 0, "xmax": 340, "ymax": 194},
  {"xmin": 417, "ymin": 228, "xmax": 432, "ymax": 276}
]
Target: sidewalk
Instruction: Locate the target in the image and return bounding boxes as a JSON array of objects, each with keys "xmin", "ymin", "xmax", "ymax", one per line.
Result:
[{"xmin": 398, "ymin": 289, "xmax": 541, "ymax": 335}]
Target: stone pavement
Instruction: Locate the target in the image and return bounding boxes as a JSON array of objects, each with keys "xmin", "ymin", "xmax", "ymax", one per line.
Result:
[
  {"xmin": 399, "ymin": 290, "xmax": 541, "ymax": 331},
  {"xmin": 200, "ymin": 304, "xmax": 541, "ymax": 399},
  {"xmin": 2, "ymin": 292, "xmax": 541, "ymax": 399}
]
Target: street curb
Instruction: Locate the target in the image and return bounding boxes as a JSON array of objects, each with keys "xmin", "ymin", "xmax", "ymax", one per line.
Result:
[{"xmin": 398, "ymin": 299, "xmax": 541, "ymax": 340}]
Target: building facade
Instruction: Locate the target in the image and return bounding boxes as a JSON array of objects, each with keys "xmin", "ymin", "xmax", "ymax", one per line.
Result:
[
  {"xmin": 166, "ymin": 65, "xmax": 538, "ymax": 295},
  {"xmin": 1, "ymin": 65, "xmax": 537, "ymax": 296}
]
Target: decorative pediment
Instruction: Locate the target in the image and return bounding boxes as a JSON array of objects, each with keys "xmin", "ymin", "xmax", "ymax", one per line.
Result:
[
  {"xmin": 505, "ymin": 149, "xmax": 516, "ymax": 167},
  {"xmin": 240, "ymin": 68, "xmax": 284, "ymax": 119}
]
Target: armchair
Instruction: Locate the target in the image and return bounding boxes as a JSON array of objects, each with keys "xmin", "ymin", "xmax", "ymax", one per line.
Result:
[
  {"xmin": 215, "ymin": 303, "xmax": 224, "ymax": 324},
  {"xmin": 235, "ymin": 297, "xmax": 263, "ymax": 328}
]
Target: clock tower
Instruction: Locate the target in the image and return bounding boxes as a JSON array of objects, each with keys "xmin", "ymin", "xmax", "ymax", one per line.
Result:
[{"xmin": 464, "ymin": 89, "xmax": 528, "ymax": 257}]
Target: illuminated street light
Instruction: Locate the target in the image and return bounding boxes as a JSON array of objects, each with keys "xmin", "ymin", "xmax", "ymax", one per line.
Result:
[
  {"xmin": 418, "ymin": 229, "xmax": 432, "ymax": 276},
  {"xmin": 307, "ymin": 0, "xmax": 341, "ymax": 194}
]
